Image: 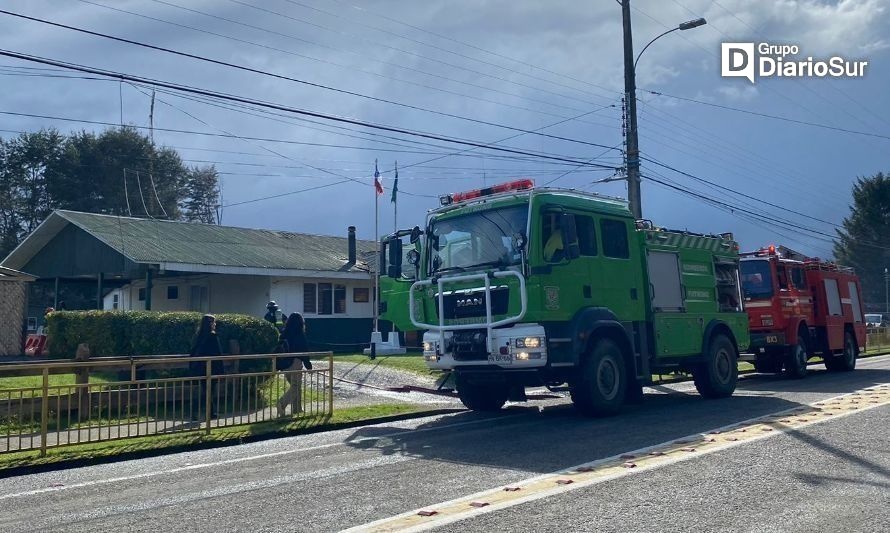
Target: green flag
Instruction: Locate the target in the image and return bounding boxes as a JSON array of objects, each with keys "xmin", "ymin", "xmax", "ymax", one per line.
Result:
[{"xmin": 390, "ymin": 162, "xmax": 399, "ymax": 204}]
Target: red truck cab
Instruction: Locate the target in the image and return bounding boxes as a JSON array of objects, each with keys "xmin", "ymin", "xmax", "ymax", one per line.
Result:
[{"xmin": 740, "ymin": 245, "xmax": 865, "ymax": 377}]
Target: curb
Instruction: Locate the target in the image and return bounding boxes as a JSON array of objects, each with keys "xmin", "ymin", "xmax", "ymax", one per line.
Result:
[{"xmin": 0, "ymin": 407, "xmax": 465, "ymax": 479}]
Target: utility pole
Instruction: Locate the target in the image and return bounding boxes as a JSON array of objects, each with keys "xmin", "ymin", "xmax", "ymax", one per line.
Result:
[{"xmin": 622, "ymin": 0, "xmax": 642, "ymax": 219}]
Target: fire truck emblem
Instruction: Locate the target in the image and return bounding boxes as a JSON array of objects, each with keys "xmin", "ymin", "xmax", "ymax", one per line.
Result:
[{"xmin": 545, "ymin": 286, "xmax": 560, "ymax": 310}]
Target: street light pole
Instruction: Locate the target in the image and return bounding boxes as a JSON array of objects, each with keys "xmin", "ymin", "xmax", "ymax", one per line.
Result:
[{"xmin": 621, "ymin": 0, "xmax": 706, "ymax": 219}]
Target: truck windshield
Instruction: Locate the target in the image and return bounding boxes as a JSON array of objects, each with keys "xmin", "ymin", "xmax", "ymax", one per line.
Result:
[
  {"xmin": 429, "ymin": 205, "xmax": 527, "ymax": 275},
  {"xmin": 740, "ymin": 260, "xmax": 774, "ymax": 299}
]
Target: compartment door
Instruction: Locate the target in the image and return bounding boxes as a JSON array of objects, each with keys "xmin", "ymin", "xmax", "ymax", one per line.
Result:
[{"xmin": 647, "ymin": 251, "xmax": 684, "ymax": 312}]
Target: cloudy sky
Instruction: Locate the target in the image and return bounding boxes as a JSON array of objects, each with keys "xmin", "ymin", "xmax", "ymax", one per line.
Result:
[{"xmin": 1, "ymin": 0, "xmax": 888, "ymax": 258}]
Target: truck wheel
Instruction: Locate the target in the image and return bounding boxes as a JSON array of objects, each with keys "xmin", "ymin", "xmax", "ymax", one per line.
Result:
[
  {"xmin": 783, "ymin": 335, "xmax": 808, "ymax": 379},
  {"xmin": 570, "ymin": 338, "xmax": 626, "ymax": 416},
  {"xmin": 825, "ymin": 331, "xmax": 857, "ymax": 372},
  {"xmin": 456, "ymin": 380, "xmax": 508, "ymax": 412},
  {"xmin": 693, "ymin": 334, "xmax": 738, "ymax": 399}
]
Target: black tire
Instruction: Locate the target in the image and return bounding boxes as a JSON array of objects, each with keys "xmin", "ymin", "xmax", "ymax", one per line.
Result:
[
  {"xmin": 456, "ymin": 380, "xmax": 508, "ymax": 412},
  {"xmin": 825, "ymin": 331, "xmax": 857, "ymax": 372},
  {"xmin": 753, "ymin": 356, "xmax": 783, "ymax": 374},
  {"xmin": 570, "ymin": 338, "xmax": 627, "ymax": 416},
  {"xmin": 783, "ymin": 334, "xmax": 808, "ymax": 379},
  {"xmin": 693, "ymin": 333, "xmax": 738, "ymax": 399}
]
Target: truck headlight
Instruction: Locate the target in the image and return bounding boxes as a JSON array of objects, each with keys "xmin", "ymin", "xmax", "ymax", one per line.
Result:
[
  {"xmin": 423, "ymin": 342, "xmax": 434, "ymax": 352},
  {"xmin": 515, "ymin": 337, "xmax": 542, "ymax": 349}
]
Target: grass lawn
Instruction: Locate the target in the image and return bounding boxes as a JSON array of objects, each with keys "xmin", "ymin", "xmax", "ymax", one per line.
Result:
[
  {"xmin": 0, "ymin": 374, "xmax": 114, "ymax": 396},
  {"xmin": 335, "ymin": 353, "xmax": 435, "ymax": 378},
  {"xmin": 0, "ymin": 402, "xmax": 428, "ymax": 471}
]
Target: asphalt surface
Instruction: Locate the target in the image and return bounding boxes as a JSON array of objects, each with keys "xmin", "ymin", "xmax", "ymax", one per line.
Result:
[{"xmin": 1, "ymin": 355, "xmax": 888, "ymax": 533}]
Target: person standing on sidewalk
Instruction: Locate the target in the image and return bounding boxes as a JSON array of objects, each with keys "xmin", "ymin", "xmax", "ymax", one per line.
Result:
[
  {"xmin": 190, "ymin": 314, "xmax": 223, "ymax": 419},
  {"xmin": 276, "ymin": 312, "xmax": 311, "ymax": 416}
]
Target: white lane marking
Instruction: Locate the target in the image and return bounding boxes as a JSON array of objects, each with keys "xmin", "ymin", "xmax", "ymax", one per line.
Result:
[
  {"xmin": 344, "ymin": 384, "xmax": 890, "ymax": 533},
  {"xmin": 0, "ymin": 413, "xmax": 525, "ymax": 501}
]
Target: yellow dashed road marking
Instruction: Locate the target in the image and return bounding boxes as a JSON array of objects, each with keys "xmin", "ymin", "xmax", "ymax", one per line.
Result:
[{"xmin": 343, "ymin": 384, "xmax": 890, "ymax": 533}]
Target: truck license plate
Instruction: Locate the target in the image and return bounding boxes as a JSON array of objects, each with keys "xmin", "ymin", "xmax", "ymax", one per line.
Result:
[
  {"xmin": 766, "ymin": 335, "xmax": 779, "ymax": 344},
  {"xmin": 489, "ymin": 353, "xmax": 513, "ymax": 364}
]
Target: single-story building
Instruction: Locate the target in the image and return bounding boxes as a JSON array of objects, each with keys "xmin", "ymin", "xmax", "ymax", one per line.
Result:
[
  {"xmin": 1, "ymin": 210, "xmax": 390, "ymax": 350},
  {"xmin": 0, "ymin": 266, "xmax": 35, "ymax": 355}
]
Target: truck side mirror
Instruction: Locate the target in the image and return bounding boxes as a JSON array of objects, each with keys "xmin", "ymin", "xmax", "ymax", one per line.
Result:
[
  {"xmin": 387, "ymin": 238, "xmax": 403, "ymax": 278},
  {"xmin": 560, "ymin": 213, "xmax": 580, "ymax": 260},
  {"xmin": 410, "ymin": 226, "xmax": 422, "ymax": 244}
]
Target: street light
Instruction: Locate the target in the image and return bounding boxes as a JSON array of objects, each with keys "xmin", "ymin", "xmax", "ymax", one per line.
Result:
[{"xmin": 622, "ymin": 0, "xmax": 707, "ymax": 219}]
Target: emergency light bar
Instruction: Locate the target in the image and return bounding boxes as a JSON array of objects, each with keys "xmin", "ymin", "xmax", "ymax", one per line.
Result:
[{"xmin": 440, "ymin": 178, "xmax": 535, "ymax": 206}]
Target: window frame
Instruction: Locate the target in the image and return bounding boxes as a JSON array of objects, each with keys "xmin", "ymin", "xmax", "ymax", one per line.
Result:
[
  {"xmin": 599, "ymin": 218, "xmax": 630, "ymax": 259},
  {"xmin": 166, "ymin": 285, "xmax": 179, "ymax": 300}
]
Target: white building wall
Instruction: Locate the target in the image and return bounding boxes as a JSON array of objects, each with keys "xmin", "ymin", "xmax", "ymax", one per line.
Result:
[
  {"xmin": 270, "ymin": 277, "xmax": 374, "ymax": 319},
  {"xmin": 106, "ymin": 274, "xmax": 272, "ymax": 317}
]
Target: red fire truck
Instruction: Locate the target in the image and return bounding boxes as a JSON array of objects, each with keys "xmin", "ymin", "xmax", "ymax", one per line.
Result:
[{"xmin": 739, "ymin": 245, "xmax": 866, "ymax": 378}]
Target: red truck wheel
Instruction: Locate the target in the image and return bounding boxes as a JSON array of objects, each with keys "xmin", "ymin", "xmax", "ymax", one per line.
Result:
[
  {"xmin": 825, "ymin": 331, "xmax": 857, "ymax": 372},
  {"xmin": 783, "ymin": 335, "xmax": 808, "ymax": 379}
]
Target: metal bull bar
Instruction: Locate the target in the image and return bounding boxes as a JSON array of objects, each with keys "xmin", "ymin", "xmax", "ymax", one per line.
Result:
[{"xmin": 409, "ymin": 270, "xmax": 528, "ymax": 353}]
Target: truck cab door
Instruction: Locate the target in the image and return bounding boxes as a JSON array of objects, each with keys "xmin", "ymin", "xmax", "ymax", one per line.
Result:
[{"xmin": 379, "ymin": 235, "xmax": 421, "ymax": 332}]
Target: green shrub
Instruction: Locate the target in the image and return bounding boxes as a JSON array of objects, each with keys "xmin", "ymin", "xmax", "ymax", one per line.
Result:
[{"xmin": 45, "ymin": 311, "xmax": 278, "ymax": 358}]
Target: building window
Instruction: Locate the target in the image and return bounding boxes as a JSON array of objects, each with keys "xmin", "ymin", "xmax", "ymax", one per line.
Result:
[
  {"xmin": 138, "ymin": 288, "xmax": 146, "ymax": 301},
  {"xmin": 335, "ymin": 284, "xmax": 347, "ymax": 313},
  {"xmin": 167, "ymin": 286, "xmax": 179, "ymax": 300},
  {"xmin": 353, "ymin": 287, "xmax": 370, "ymax": 303},
  {"xmin": 319, "ymin": 283, "xmax": 333, "ymax": 315},
  {"xmin": 189, "ymin": 286, "xmax": 208, "ymax": 312},
  {"xmin": 600, "ymin": 219, "xmax": 629, "ymax": 259},
  {"xmin": 27, "ymin": 317, "xmax": 37, "ymax": 332},
  {"xmin": 112, "ymin": 294, "xmax": 120, "ymax": 310},
  {"xmin": 303, "ymin": 283, "xmax": 317, "ymax": 314}
]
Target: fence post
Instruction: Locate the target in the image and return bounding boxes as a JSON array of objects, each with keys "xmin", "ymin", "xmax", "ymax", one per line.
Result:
[
  {"xmin": 328, "ymin": 351, "xmax": 334, "ymax": 416},
  {"xmin": 75, "ymin": 343, "xmax": 90, "ymax": 421},
  {"xmin": 40, "ymin": 367, "xmax": 49, "ymax": 457},
  {"xmin": 205, "ymin": 359, "xmax": 212, "ymax": 434}
]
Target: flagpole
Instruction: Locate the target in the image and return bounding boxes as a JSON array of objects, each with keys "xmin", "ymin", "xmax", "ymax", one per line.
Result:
[{"xmin": 393, "ymin": 161, "xmax": 398, "ymax": 233}]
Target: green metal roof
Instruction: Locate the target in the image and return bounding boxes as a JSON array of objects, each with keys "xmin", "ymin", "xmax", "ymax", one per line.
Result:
[{"xmin": 2, "ymin": 210, "xmax": 375, "ymax": 275}]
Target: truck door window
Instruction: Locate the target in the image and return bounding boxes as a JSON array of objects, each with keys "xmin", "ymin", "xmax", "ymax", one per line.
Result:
[
  {"xmin": 777, "ymin": 268, "xmax": 789, "ymax": 290},
  {"xmin": 600, "ymin": 219, "xmax": 629, "ymax": 259},
  {"xmin": 542, "ymin": 213, "xmax": 565, "ymax": 263},
  {"xmin": 790, "ymin": 267, "xmax": 805, "ymax": 290},
  {"xmin": 576, "ymin": 215, "xmax": 598, "ymax": 256}
]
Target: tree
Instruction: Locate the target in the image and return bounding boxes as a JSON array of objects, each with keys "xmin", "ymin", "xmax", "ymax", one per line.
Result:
[
  {"xmin": 181, "ymin": 165, "xmax": 220, "ymax": 224},
  {"xmin": 833, "ymin": 172, "xmax": 890, "ymax": 307},
  {"xmin": 0, "ymin": 126, "xmax": 201, "ymax": 258}
]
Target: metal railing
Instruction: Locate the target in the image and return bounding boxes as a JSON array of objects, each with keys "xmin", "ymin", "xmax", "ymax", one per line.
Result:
[{"xmin": 0, "ymin": 352, "xmax": 333, "ymax": 456}]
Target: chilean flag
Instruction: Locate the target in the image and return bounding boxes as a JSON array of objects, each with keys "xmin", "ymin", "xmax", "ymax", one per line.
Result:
[{"xmin": 374, "ymin": 160, "xmax": 384, "ymax": 195}]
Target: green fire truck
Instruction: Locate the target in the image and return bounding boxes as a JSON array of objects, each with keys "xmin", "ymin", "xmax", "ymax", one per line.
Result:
[{"xmin": 381, "ymin": 179, "xmax": 750, "ymax": 416}]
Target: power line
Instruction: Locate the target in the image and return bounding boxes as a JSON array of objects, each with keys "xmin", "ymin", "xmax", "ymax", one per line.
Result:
[
  {"xmin": 0, "ymin": 10, "xmax": 622, "ymax": 152},
  {"xmin": 0, "ymin": 52, "xmax": 621, "ymax": 169},
  {"xmin": 327, "ymin": 0, "xmax": 620, "ymax": 100},
  {"xmin": 643, "ymin": 90, "xmax": 890, "ymax": 142},
  {"xmin": 78, "ymin": 0, "xmax": 618, "ymax": 126},
  {"xmin": 642, "ymin": 156, "xmax": 842, "ymax": 229}
]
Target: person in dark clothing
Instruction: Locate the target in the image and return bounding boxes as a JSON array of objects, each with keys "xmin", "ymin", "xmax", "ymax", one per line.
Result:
[
  {"xmin": 278, "ymin": 312, "xmax": 312, "ymax": 370},
  {"xmin": 264, "ymin": 301, "xmax": 286, "ymax": 332},
  {"xmin": 276, "ymin": 312, "xmax": 311, "ymax": 416},
  {"xmin": 189, "ymin": 314, "xmax": 223, "ymax": 418}
]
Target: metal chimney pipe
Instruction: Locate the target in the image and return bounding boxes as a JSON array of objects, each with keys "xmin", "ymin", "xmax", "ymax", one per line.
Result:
[{"xmin": 348, "ymin": 226, "xmax": 356, "ymax": 264}]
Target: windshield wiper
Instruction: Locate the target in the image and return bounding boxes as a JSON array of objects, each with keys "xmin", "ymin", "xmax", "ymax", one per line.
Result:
[
  {"xmin": 433, "ymin": 265, "xmax": 467, "ymax": 275},
  {"xmin": 464, "ymin": 259, "xmax": 508, "ymax": 270}
]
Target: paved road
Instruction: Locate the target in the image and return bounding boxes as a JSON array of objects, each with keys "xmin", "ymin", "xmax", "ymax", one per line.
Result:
[{"xmin": 1, "ymin": 356, "xmax": 888, "ymax": 533}]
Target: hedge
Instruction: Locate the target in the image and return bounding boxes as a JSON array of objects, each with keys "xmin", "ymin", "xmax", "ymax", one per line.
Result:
[{"xmin": 45, "ymin": 311, "xmax": 279, "ymax": 358}]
